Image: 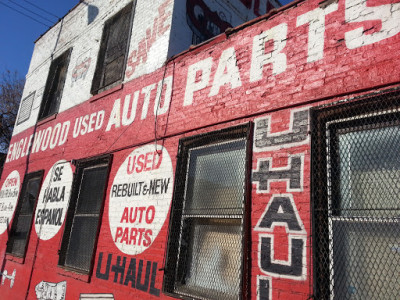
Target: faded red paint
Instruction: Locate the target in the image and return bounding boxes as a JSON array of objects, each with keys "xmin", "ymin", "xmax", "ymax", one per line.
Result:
[
  {"xmin": 125, "ymin": 0, "xmax": 172, "ymax": 78},
  {"xmin": 1, "ymin": 0, "xmax": 400, "ymax": 298}
]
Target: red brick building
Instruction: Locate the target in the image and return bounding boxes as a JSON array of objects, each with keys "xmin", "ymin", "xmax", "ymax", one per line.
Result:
[{"xmin": 0, "ymin": 0, "xmax": 399, "ymax": 299}]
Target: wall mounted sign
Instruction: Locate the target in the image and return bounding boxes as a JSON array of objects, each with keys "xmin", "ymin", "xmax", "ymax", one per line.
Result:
[
  {"xmin": 0, "ymin": 170, "xmax": 20, "ymax": 235},
  {"xmin": 34, "ymin": 160, "xmax": 73, "ymax": 240},
  {"xmin": 109, "ymin": 144, "xmax": 173, "ymax": 255}
]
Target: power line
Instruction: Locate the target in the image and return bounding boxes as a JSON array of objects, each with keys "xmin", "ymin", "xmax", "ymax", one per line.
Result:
[
  {"xmin": 8, "ymin": 0, "xmax": 55, "ymax": 24},
  {"xmin": 0, "ymin": 1, "xmax": 51, "ymax": 27},
  {"xmin": 22, "ymin": 0, "xmax": 60, "ymax": 20}
]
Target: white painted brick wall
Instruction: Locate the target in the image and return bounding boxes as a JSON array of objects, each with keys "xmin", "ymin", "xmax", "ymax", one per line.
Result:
[
  {"xmin": 14, "ymin": 0, "xmax": 280, "ymax": 136},
  {"xmin": 14, "ymin": 0, "xmax": 173, "ymax": 136}
]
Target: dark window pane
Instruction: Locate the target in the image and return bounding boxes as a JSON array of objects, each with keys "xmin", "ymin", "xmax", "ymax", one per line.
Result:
[
  {"xmin": 60, "ymin": 158, "xmax": 110, "ymax": 273},
  {"xmin": 76, "ymin": 165, "xmax": 108, "ymax": 214},
  {"xmin": 91, "ymin": 3, "xmax": 132, "ymax": 94},
  {"xmin": 7, "ymin": 173, "xmax": 42, "ymax": 257},
  {"xmin": 105, "ymin": 11, "xmax": 130, "ymax": 63},
  {"xmin": 65, "ymin": 216, "xmax": 99, "ymax": 272},
  {"xmin": 8, "ymin": 215, "xmax": 32, "ymax": 256},
  {"xmin": 20, "ymin": 179, "xmax": 41, "ymax": 214},
  {"xmin": 39, "ymin": 49, "xmax": 71, "ymax": 119},
  {"xmin": 103, "ymin": 56, "xmax": 125, "ymax": 87}
]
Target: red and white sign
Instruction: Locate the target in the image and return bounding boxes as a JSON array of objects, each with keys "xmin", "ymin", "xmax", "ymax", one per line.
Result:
[
  {"xmin": 0, "ymin": 171, "xmax": 20, "ymax": 234},
  {"xmin": 109, "ymin": 144, "xmax": 173, "ymax": 255},
  {"xmin": 35, "ymin": 160, "xmax": 73, "ymax": 240}
]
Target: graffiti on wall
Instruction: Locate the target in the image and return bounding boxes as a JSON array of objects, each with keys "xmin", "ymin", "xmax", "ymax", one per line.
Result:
[
  {"xmin": 125, "ymin": 0, "xmax": 172, "ymax": 78},
  {"xmin": 35, "ymin": 281, "xmax": 66, "ymax": 300},
  {"xmin": 34, "ymin": 160, "xmax": 73, "ymax": 240},
  {"xmin": 96, "ymin": 252, "xmax": 160, "ymax": 297},
  {"xmin": 252, "ymin": 108, "xmax": 309, "ymax": 297},
  {"xmin": 0, "ymin": 269, "xmax": 16, "ymax": 288},
  {"xmin": 186, "ymin": 0, "xmax": 232, "ymax": 43},
  {"xmin": 72, "ymin": 51, "xmax": 92, "ymax": 84},
  {"xmin": 109, "ymin": 144, "xmax": 173, "ymax": 255},
  {"xmin": 0, "ymin": 171, "xmax": 20, "ymax": 234}
]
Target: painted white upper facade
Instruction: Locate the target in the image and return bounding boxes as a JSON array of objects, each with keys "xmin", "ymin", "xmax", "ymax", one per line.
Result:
[{"xmin": 14, "ymin": 0, "xmax": 280, "ymax": 136}]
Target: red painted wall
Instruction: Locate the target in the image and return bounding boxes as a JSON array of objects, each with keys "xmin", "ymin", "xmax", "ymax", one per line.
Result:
[{"xmin": 1, "ymin": 0, "xmax": 400, "ymax": 298}]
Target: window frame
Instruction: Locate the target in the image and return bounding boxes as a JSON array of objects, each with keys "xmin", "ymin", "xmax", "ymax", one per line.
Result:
[
  {"xmin": 311, "ymin": 90, "xmax": 400, "ymax": 299},
  {"xmin": 17, "ymin": 91, "xmax": 35, "ymax": 125},
  {"xmin": 38, "ymin": 48, "xmax": 72, "ymax": 121},
  {"xmin": 6, "ymin": 170, "xmax": 44, "ymax": 259},
  {"xmin": 58, "ymin": 154, "xmax": 112, "ymax": 275},
  {"xmin": 163, "ymin": 123, "xmax": 253, "ymax": 300},
  {"xmin": 90, "ymin": 2, "xmax": 135, "ymax": 95}
]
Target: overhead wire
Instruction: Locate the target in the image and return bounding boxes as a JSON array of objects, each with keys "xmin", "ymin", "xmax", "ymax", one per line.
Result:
[
  {"xmin": 0, "ymin": 1, "xmax": 51, "ymax": 27},
  {"xmin": 8, "ymin": 0, "xmax": 55, "ymax": 24},
  {"xmin": 23, "ymin": 0, "xmax": 60, "ymax": 20}
]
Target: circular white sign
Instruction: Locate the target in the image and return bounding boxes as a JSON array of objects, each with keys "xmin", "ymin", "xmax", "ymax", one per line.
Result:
[
  {"xmin": 0, "ymin": 170, "xmax": 20, "ymax": 234},
  {"xmin": 109, "ymin": 144, "xmax": 173, "ymax": 255},
  {"xmin": 35, "ymin": 160, "xmax": 73, "ymax": 240}
]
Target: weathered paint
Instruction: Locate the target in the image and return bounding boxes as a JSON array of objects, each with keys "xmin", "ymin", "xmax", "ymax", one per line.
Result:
[{"xmin": 1, "ymin": 0, "xmax": 400, "ymax": 298}]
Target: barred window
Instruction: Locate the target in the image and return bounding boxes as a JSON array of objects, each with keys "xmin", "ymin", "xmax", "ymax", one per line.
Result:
[
  {"xmin": 58, "ymin": 155, "xmax": 111, "ymax": 273},
  {"xmin": 312, "ymin": 91, "xmax": 400, "ymax": 299},
  {"xmin": 39, "ymin": 49, "xmax": 72, "ymax": 120},
  {"xmin": 91, "ymin": 2, "xmax": 134, "ymax": 95},
  {"xmin": 7, "ymin": 171, "xmax": 43, "ymax": 257},
  {"xmin": 164, "ymin": 124, "xmax": 252, "ymax": 300}
]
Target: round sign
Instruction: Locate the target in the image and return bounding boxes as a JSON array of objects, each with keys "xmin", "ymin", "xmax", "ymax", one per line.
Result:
[
  {"xmin": 35, "ymin": 160, "xmax": 73, "ymax": 240},
  {"xmin": 0, "ymin": 170, "xmax": 20, "ymax": 234},
  {"xmin": 109, "ymin": 144, "xmax": 173, "ymax": 255}
]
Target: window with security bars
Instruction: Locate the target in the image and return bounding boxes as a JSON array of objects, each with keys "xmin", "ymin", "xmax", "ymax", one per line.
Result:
[
  {"xmin": 164, "ymin": 124, "xmax": 252, "ymax": 300},
  {"xmin": 58, "ymin": 155, "xmax": 111, "ymax": 273},
  {"xmin": 7, "ymin": 171, "xmax": 43, "ymax": 257},
  {"xmin": 39, "ymin": 49, "xmax": 72, "ymax": 120},
  {"xmin": 312, "ymin": 90, "xmax": 400, "ymax": 299},
  {"xmin": 91, "ymin": 2, "xmax": 134, "ymax": 95}
]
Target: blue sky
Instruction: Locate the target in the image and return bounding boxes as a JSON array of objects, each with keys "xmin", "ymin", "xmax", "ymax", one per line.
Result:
[{"xmin": 0, "ymin": 0, "xmax": 78, "ymax": 77}]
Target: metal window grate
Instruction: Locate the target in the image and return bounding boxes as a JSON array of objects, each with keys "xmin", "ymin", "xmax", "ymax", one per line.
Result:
[
  {"xmin": 164, "ymin": 124, "xmax": 252, "ymax": 300},
  {"xmin": 6, "ymin": 171, "xmax": 43, "ymax": 257},
  {"xmin": 59, "ymin": 155, "xmax": 111, "ymax": 273},
  {"xmin": 311, "ymin": 89, "xmax": 400, "ymax": 299}
]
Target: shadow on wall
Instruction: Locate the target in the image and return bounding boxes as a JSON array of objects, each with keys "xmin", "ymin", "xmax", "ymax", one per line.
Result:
[
  {"xmin": 81, "ymin": 1, "xmax": 99, "ymax": 25},
  {"xmin": 88, "ymin": 4, "xmax": 99, "ymax": 24}
]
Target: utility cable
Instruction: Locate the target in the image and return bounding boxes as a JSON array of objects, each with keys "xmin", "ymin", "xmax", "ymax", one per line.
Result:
[
  {"xmin": 23, "ymin": 0, "xmax": 60, "ymax": 20},
  {"xmin": 0, "ymin": 1, "xmax": 50, "ymax": 27},
  {"xmin": 8, "ymin": 0, "xmax": 55, "ymax": 24}
]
